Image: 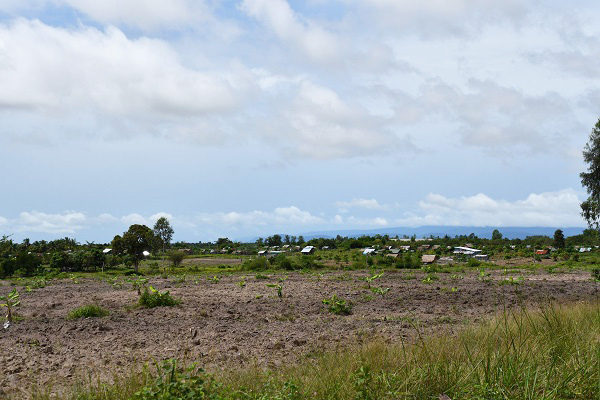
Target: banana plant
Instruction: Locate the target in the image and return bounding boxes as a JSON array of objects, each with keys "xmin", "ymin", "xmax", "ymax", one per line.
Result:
[{"xmin": 1, "ymin": 289, "xmax": 20, "ymax": 326}]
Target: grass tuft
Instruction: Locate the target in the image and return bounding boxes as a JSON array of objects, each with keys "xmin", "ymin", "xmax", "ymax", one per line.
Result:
[{"xmin": 67, "ymin": 304, "xmax": 109, "ymax": 320}]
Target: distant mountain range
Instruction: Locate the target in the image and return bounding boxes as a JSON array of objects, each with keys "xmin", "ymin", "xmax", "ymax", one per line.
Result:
[{"xmin": 238, "ymin": 226, "xmax": 586, "ymax": 242}]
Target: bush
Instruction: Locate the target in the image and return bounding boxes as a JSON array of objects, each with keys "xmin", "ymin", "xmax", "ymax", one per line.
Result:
[
  {"xmin": 139, "ymin": 286, "xmax": 180, "ymax": 308},
  {"xmin": 592, "ymin": 268, "xmax": 600, "ymax": 281},
  {"xmin": 67, "ymin": 304, "xmax": 109, "ymax": 319},
  {"xmin": 242, "ymin": 257, "xmax": 269, "ymax": 271}
]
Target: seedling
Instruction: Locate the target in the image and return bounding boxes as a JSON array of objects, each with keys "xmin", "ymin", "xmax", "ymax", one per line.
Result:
[
  {"xmin": 323, "ymin": 294, "xmax": 353, "ymax": 315},
  {"xmin": 1, "ymin": 289, "xmax": 20, "ymax": 326},
  {"xmin": 128, "ymin": 276, "xmax": 149, "ymax": 295},
  {"xmin": 371, "ymin": 287, "xmax": 390, "ymax": 296},
  {"xmin": 422, "ymin": 274, "xmax": 438, "ymax": 284},
  {"xmin": 363, "ymin": 271, "xmax": 384, "ymax": 288},
  {"xmin": 207, "ymin": 275, "xmax": 220, "ymax": 284},
  {"xmin": 110, "ymin": 276, "xmax": 124, "ymax": 289},
  {"xmin": 69, "ymin": 274, "xmax": 79, "ymax": 284},
  {"xmin": 266, "ymin": 283, "xmax": 284, "ymax": 298},
  {"xmin": 238, "ymin": 277, "xmax": 246, "ymax": 288},
  {"xmin": 255, "ymin": 274, "xmax": 269, "ymax": 280}
]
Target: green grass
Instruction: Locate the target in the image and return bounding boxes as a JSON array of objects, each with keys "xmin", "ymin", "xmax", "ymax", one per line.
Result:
[
  {"xmin": 67, "ymin": 304, "xmax": 109, "ymax": 319},
  {"xmin": 28, "ymin": 300, "xmax": 599, "ymax": 399}
]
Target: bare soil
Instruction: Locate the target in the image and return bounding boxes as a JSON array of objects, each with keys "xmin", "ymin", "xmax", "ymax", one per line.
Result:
[{"xmin": 0, "ymin": 269, "xmax": 598, "ymax": 398}]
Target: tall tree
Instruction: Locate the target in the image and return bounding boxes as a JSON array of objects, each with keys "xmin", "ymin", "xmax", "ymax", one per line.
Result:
[
  {"xmin": 580, "ymin": 118, "xmax": 600, "ymax": 229},
  {"xmin": 553, "ymin": 229, "xmax": 565, "ymax": 249},
  {"xmin": 153, "ymin": 217, "xmax": 174, "ymax": 254},
  {"xmin": 492, "ymin": 229, "xmax": 503, "ymax": 240},
  {"xmin": 121, "ymin": 224, "xmax": 155, "ymax": 274}
]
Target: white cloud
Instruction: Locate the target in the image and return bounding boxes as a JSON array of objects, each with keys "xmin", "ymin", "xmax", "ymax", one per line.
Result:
[
  {"xmin": 240, "ymin": 0, "xmax": 340, "ymax": 65},
  {"xmin": 194, "ymin": 206, "xmax": 324, "ymax": 227},
  {"xmin": 0, "ymin": 19, "xmax": 250, "ymax": 143},
  {"xmin": 15, "ymin": 211, "xmax": 88, "ymax": 234},
  {"xmin": 335, "ymin": 198, "xmax": 382, "ymax": 212},
  {"xmin": 397, "ymin": 189, "xmax": 584, "ymax": 227},
  {"xmin": 355, "ymin": 0, "xmax": 529, "ymax": 38}
]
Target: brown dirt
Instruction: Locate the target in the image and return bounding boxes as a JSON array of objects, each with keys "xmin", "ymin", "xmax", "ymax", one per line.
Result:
[
  {"xmin": 0, "ymin": 269, "xmax": 598, "ymax": 398},
  {"xmin": 182, "ymin": 257, "xmax": 244, "ymax": 266}
]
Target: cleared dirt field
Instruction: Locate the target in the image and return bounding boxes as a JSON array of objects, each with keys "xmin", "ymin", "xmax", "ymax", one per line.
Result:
[{"xmin": 0, "ymin": 269, "xmax": 598, "ymax": 398}]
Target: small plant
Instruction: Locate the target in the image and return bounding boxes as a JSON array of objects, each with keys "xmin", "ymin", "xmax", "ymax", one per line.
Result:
[
  {"xmin": 110, "ymin": 276, "xmax": 124, "ymax": 289},
  {"xmin": 1, "ymin": 289, "xmax": 20, "ymax": 326},
  {"xmin": 67, "ymin": 304, "xmax": 109, "ymax": 319},
  {"xmin": 451, "ymin": 286, "xmax": 459, "ymax": 292},
  {"xmin": 139, "ymin": 286, "xmax": 180, "ymax": 308},
  {"xmin": 69, "ymin": 274, "xmax": 79, "ymax": 284},
  {"xmin": 591, "ymin": 268, "xmax": 600, "ymax": 281},
  {"xmin": 128, "ymin": 275, "xmax": 149, "ymax": 294},
  {"xmin": 499, "ymin": 276, "xmax": 524, "ymax": 286},
  {"xmin": 363, "ymin": 271, "xmax": 383, "ymax": 288},
  {"xmin": 238, "ymin": 277, "xmax": 246, "ymax": 288},
  {"xmin": 323, "ymin": 294, "xmax": 353, "ymax": 315},
  {"xmin": 131, "ymin": 359, "xmax": 218, "ymax": 399},
  {"xmin": 266, "ymin": 283, "xmax": 284, "ymax": 298},
  {"xmin": 478, "ymin": 269, "xmax": 492, "ymax": 283},
  {"xmin": 207, "ymin": 275, "xmax": 220, "ymax": 284},
  {"xmin": 422, "ymin": 274, "xmax": 438, "ymax": 284},
  {"xmin": 371, "ymin": 287, "xmax": 390, "ymax": 296},
  {"xmin": 255, "ymin": 274, "xmax": 269, "ymax": 280}
]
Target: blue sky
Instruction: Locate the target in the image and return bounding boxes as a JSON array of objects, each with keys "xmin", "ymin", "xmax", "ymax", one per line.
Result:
[{"xmin": 0, "ymin": 0, "xmax": 597, "ymax": 242}]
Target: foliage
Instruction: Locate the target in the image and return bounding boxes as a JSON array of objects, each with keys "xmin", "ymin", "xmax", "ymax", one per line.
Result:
[
  {"xmin": 131, "ymin": 360, "xmax": 221, "ymax": 400},
  {"xmin": 0, "ymin": 289, "xmax": 20, "ymax": 323},
  {"xmin": 67, "ymin": 304, "xmax": 110, "ymax": 319},
  {"xmin": 491, "ymin": 229, "xmax": 503, "ymax": 240},
  {"xmin": 153, "ymin": 217, "xmax": 174, "ymax": 254},
  {"xmin": 580, "ymin": 118, "xmax": 600, "ymax": 229},
  {"xmin": 119, "ymin": 224, "xmax": 156, "ymax": 274},
  {"xmin": 128, "ymin": 275, "xmax": 149, "ymax": 294},
  {"xmin": 554, "ymin": 229, "xmax": 566, "ymax": 249},
  {"xmin": 592, "ymin": 267, "xmax": 600, "ymax": 281},
  {"xmin": 322, "ymin": 294, "xmax": 353, "ymax": 315},
  {"xmin": 139, "ymin": 286, "xmax": 180, "ymax": 308},
  {"xmin": 167, "ymin": 250, "xmax": 186, "ymax": 270}
]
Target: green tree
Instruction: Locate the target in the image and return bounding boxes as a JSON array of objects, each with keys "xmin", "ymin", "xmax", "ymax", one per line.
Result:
[
  {"xmin": 554, "ymin": 229, "xmax": 566, "ymax": 249},
  {"xmin": 153, "ymin": 217, "xmax": 174, "ymax": 254},
  {"xmin": 167, "ymin": 250, "xmax": 186, "ymax": 270},
  {"xmin": 580, "ymin": 118, "xmax": 600, "ymax": 229},
  {"xmin": 492, "ymin": 229, "xmax": 503, "ymax": 240},
  {"xmin": 121, "ymin": 224, "xmax": 155, "ymax": 274}
]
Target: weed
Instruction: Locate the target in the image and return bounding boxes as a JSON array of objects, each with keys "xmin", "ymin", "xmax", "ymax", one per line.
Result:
[
  {"xmin": 67, "ymin": 304, "xmax": 109, "ymax": 319},
  {"xmin": 592, "ymin": 267, "xmax": 600, "ymax": 281},
  {"xmin": 255, "ymin": 274, "xmax": 269, "ymax": 280},
  {"xmin": 323, "ymin": 294, "xmax": 353, "ymax": 315},
  {"xmin": 238, "ymin": 277, "xmax": 246, "ymax": 288},
  {"xmin": 69, "ymin": 274, "xmax": 79, "ymax": 284},
  {"xmin": 1, "ymin": 289, "xmax": 20, "ymax": 326},
  {"xmin": 207, "ymin": 275, "xmax": 220, "ymax": 284},
  {"xmin": 139, "ymin": 286, "xmax": 180, "ymax": 308}
]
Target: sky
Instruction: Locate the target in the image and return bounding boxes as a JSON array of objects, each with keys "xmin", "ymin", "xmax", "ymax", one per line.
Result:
[{"xmin": 0, "ymin": 0, "xmax": 598, "ymax": 243}]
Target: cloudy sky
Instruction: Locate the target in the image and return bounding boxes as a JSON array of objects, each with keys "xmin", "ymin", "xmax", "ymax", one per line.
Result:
[{"xmin": 0, "ymin": 0, "xmax": 597, "ymax": 243}]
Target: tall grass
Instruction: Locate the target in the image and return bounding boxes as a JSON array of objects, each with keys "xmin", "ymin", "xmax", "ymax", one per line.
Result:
[{"xmin": 27, "ymin": 301, "xmax": 600, "ymax": 399}]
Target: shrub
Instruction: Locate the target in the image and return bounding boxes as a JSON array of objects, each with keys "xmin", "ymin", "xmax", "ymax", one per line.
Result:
[
  {"xmin": 67, "ymin": 304, "xmax": 109, "ymax": 319},
  {"xmin": 592, "ymin": 268, "xmax": 600, "ymax": 281},
  {"xmin": 139, "ymin": 286, "xmax": 180, "ymax": 308}
]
